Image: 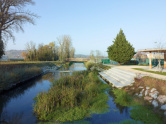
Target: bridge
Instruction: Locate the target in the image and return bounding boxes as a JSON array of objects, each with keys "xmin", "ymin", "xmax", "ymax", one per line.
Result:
[{"xmin": 65, "ymin": 58, "xmax": 90, "ymax": 62}]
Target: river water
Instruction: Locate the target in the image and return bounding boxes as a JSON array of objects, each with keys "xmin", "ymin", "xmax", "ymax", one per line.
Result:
[{"xmin": 0, "ymin": 63, "xmax": 158, "ymax": 124}]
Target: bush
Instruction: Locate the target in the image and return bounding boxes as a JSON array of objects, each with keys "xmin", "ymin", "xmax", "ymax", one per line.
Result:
[
  {"xmin": 85, "ymin": 62, "xmax": 111, "ymax": 71},
  {"xmin": 84, "ymin": 62, "xmax": 95, "ymax": 70}
]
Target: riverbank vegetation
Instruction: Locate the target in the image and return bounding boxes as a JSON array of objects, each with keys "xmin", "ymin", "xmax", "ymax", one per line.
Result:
[
  {"xmin": 33, "ymin": 70, "xmax": 109, "ymax": 122},
  {"xmin": 110, "ymin": 75, "xmax": 166, "ymax": 123},
  {"xmin": 111, "ymin": 88, "xmax": 164, "ymax": 124},
  {"xmin": 0, "ymin": 66, "xmax": 41, "ymax": 93},
  {"xmin": 85, "ymin": 61, "xmax": 111, "ymax": 71},
  {"xmin": 0, "ymin": 61, "xmax": 65, "ymax": 93},
  {"xmin": 128, "ymin": 76, "xmax": 166, "ymax": 96}
]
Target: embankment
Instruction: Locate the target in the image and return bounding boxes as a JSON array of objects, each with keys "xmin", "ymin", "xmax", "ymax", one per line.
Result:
[{"xmin": 0, "ymin": 61, "xmax": 62, "ymax": 94}]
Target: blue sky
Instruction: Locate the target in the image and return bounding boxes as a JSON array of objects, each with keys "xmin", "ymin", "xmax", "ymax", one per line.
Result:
[{"xmin": 6, "ymin": 0, "xmax": 166, "ymax": 55}]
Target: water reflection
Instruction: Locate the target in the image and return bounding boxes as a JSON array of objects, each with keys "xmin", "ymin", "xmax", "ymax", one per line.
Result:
[
  {"xmin": 108, "ymin": 90, "xmax": 130, "ymax": 114},
  {"xmin": 0, "ymin": 110, "xmax": 23, "ymax": 124}
]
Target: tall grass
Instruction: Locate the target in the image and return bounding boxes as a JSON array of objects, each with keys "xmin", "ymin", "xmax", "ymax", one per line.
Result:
[
  {"xmin": 84, "ymin": 61, "xmax": 111, "ymax": 71},
  {"xmin": 33, "ymin": 71, "xmax": 109, "ymax": 122},
  {"xmin": 0, "ymin": 66, "xmax": 41, "ymax": 92}
]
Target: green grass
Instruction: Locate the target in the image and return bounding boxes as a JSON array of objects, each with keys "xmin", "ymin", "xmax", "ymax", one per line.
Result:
[
  {"xmin": 33, "ymin": 71, "xmax": 109, "ymax": 122},
  {"xmin": 84, "ymin": 62, "xmax": 111, "ymax": 71},
  {"xmin": 132, "ymin": 68, "xmax": 166, "ymax": 76}
]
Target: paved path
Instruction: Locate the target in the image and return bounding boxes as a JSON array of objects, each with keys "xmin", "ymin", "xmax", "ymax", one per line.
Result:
[{"xmin": 104, "ymin": 64, "xmax": 166, "ymax": 80}]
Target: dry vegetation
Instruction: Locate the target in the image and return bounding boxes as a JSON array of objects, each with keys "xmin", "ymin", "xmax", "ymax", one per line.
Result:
[
  {"xmin": 129, "ymin": 77, "xmax": 166, "ymax": 95},
  {"xmin": 0, "ymin": 61, "xmax": 65, "ymax": 93}
]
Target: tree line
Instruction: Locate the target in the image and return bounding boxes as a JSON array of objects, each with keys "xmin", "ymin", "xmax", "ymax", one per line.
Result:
[{"xmin": 22, "ymin": 35, "xmax": 75, "ymax": 61}]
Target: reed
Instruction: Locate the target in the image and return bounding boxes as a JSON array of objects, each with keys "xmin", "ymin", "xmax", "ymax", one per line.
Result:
[
  {"xmin": 33, "ymin": 71, "xmax": 109, "ymax": 122},
  {"xmin": 0, "ymin": 66, "xmax": 41, "ymax": 92}
]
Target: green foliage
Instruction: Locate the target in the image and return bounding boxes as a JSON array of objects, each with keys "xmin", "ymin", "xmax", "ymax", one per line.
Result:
[
  {"xmin": 33, "ymin": 71, "xmax": 109, "ymax": 122},
  {"xmin": 113, "ymin": 89, "xmax": 138, "ymax": 107},
  {"xmin": 84, "ymin": 61, "xmax": 95, "ymax": 70},
  {"xmin": 110, "ymin": 120, "xmax": 142, "ymax": 124},
  {"xmin": 130, "ymin": 106, "xmax": 164, "ymax": 124},
  {"xmin": 107, "ymin": 29, "xmax": 135, "ymax": 64},
  {"xmin": 112, "ymin": 88, "xmax": 164, "ymax": 123},
  {"xmin": 84, "ymin": 62, "xmax": 111, "ymax": 71}
]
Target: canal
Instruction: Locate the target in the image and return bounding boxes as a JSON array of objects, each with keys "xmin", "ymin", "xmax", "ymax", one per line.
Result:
[{"xmin": 0, "ymin": 63, "xmax": 163, "ymax": 124}]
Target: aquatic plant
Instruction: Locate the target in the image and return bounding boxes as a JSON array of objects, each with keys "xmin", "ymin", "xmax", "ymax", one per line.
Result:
[
  {"xmin": 33, "ymin": 71, "xmax": 109, "ymax": 122},
  {"xmin": 130, "ymin": 106, "xmax": 164, "ymax": 124},
  {"xmin": 110, "ymin": 119, "xmax": 142, "ymax": 124},
  {"xmin": 112, "ymin": 88, "xmax": 164, "ymax": 123},
  {"xmin": 113, "ymin": 89, "xmax": 138, "ymax": 107}
]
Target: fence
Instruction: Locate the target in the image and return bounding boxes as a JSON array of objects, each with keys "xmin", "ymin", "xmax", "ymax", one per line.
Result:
[{"xmin": 102, "ymin": 58, "xmax": 164, "ymax": 66}]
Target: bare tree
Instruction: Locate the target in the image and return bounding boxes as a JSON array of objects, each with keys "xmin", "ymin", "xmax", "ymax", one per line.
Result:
[
  {"xmin": 96, "ymin": 50, "xmax": 102, "ymax": 63},
  {"xmin": 57, "ymin": 35, "xmax": 73, "ymax": 61},
  {"xmin": 0, "ymin": 0, "xmax": 38, "ymax": 57},
  {"xmin": 70, "ymin": 47, "xmax": 75, "ymax": 58},
  {"xmin": 57, "ymin": 36, "xmax": 64, "ymax": 61},
  {"xmin": 25, "ymin": 41, "xmax": 36, "ymax": 60},
  {"xmin": 89, "ymin": 50, "xmax": 95, "ymax": 62},
  {"xmin": 63, "ymin": 35, "xmax": 71, "ymax": 59}
]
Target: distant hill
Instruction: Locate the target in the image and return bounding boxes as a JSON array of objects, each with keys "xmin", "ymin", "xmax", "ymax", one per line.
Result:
[
  {"xmin": 5, "ymin": 50, "xmax": 27, "ymax": 58},
  {"xmin": 74, "ymin": 54, "xmax": 89, "ymax": 58}
]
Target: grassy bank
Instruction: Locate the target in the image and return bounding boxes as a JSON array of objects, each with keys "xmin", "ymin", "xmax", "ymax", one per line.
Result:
[
  {"xmin": 126, "ymin": 76, "xmax": 166, "ymax": 96},
  {"xmin": 132, "ymin": 68, "xmax": 166, "ymax": 76},
  {"xmin": 0, "ymin": 66, "xmax": 41, "ymax": 91},
  {"xmin": 33, "ymin": 70, "xmax": 109, "ymax": 122},
  {"xmin": 0, "ymin": 61, "xmax": 65, "ymax": 93},
  {"xmin": 84, "ymin": 61, "xmax": 111, "ymax": 71}
]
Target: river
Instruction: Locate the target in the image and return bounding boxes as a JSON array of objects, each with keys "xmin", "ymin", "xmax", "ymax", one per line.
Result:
[{"xmin": 0, "ymin": 63, "xmax": 162, "ymax": 124}]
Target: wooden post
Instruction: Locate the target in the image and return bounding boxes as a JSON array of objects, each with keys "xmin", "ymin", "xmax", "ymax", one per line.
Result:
[
  {"xmin": 164, "ymin": 52, "xmax": 166, "ymax": 69},
  {"xmin": 149, "ymin": 52, "xmax": 152, "ymax": 69}
]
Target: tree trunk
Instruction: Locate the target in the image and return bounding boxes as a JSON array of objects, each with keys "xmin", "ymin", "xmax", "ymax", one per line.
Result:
[{"xmin": 0, "ymin": 30, "xmax": 4, "ymax": 58}]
